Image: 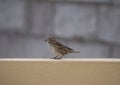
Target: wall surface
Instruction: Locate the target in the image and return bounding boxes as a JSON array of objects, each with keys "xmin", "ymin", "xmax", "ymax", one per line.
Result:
[
  {"xmin": 0, "ymin": 0, "xmax": 120, "ymax": 58},
  {"xmin": 0, "ymin": 59, "xmax": 120, "ymax": 85}
]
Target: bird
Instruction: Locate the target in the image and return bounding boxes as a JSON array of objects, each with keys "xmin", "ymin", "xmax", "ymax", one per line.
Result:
[{"xmin": 45, "ymin": 37, "xmax": 80, "ymax": 59}]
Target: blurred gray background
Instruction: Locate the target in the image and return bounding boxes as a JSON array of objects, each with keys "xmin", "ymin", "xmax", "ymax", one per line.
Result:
[{"xmin": 0, "ymin": 0, "xmax": 120, "ymax": 58}]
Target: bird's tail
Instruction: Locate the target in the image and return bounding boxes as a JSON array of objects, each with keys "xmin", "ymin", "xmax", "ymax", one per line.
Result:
[{"xmin": 72, "ymin": 51, "xmax": 80, "ymax": 53}]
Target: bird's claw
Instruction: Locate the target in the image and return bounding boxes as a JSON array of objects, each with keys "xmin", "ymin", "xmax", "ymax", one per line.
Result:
[{"xmin": 50, "ymin": 56, "xmax": 62, "ymax": 59}]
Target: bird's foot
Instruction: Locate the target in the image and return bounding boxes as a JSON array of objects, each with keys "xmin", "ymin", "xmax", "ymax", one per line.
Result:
[{"xmin": 50, "ymin": 56, "xmax": 62, "ymax": 59}]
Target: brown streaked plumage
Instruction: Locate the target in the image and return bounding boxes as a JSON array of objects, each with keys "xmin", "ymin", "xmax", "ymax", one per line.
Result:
[{"xmin": 45, "ymin": 37, "xmax": 80, "ymax": 59}]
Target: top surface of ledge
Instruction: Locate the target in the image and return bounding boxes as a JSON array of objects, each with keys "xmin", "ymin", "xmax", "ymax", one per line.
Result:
[{"xmin": 0, "ymin": 58, "xmax": 120, "ymax": 62}]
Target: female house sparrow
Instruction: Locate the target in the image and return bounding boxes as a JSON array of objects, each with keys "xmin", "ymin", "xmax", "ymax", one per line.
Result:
[{"xmin": 45, "ymin": 37, "xmax": 80, "ymax": 59}]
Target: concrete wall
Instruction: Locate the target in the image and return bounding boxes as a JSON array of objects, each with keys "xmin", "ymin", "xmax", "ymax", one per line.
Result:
[{"xmin": 0, "ymin": 0, "xmax": 120, "ymax": 58}]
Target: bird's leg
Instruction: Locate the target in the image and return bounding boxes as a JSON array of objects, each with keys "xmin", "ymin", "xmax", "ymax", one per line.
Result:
[
  {"xmin": 50, "ymin": 55, "xmax": 62, "ymax": 59},
  {"xmin": 56, "ymin": 56, "xmax": 62, "ymax": 59},
  {"xmin": 50, "ymin": 55, "xmax": 59, "ymax": 59}
]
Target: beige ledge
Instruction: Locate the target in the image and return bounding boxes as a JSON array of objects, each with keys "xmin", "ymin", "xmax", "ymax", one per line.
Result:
[
  {"xmin": 0, "ymin": 58, "xmax": 120, "ymax": 62},
  {"xmin": 0, "ymin": 58, "xmax": 120, "ymax": 85}
]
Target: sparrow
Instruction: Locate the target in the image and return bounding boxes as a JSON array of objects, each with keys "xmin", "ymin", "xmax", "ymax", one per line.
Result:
[{"xmin": 45, "ymin": 37, "xmax": 80, "ymax": 59}]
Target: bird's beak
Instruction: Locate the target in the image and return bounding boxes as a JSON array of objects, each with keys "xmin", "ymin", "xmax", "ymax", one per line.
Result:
[{"xmin": 45, "ymin": 39, "xmax": 47, "ymax": 42}]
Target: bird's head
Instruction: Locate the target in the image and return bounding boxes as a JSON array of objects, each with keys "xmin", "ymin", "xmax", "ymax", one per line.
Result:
[{"xmin": 45, "ymin": 37, "xmax": 58, "ymax": 44}]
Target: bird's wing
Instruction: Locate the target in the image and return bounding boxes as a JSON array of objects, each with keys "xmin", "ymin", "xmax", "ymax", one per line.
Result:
[
  {"xmin": 63, "ymin": 45, "xmax": 73, "ymax": 50},
  {"xmin": 55, "ymin": 42, "xmax": 74, "ymax": 51}
]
